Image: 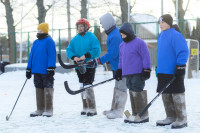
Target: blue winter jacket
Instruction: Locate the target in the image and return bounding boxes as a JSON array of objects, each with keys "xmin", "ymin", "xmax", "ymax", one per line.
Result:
[
  {"xmin": 157, "ymin": 28, "xmax": 189, "ymax": 74},
  {"xmin": 99, "ymin": 28, "xmax": 123, "ymax": 71},
  {"xmin": 67, "ymin": 31, "xmax": 101, "ymax": 62},
  {"xmin": 27, "ymin": 36, "xmax": 56, "ymax": 74}
]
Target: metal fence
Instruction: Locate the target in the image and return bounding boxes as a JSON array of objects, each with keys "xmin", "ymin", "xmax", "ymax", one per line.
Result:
[{"xmin": 0, "ymin": 19, "xmax": 199, "ymax": 67}]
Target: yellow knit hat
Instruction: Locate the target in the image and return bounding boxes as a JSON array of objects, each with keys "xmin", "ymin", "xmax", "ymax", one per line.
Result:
[{"xmin": 37, "ymin": 23, "xmax": 49, "ymax": 34}]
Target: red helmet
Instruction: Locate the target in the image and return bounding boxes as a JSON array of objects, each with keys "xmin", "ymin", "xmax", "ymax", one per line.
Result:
[{"xmin": 76, "ymin": 18, "xmax": 90, "ymax": 30}]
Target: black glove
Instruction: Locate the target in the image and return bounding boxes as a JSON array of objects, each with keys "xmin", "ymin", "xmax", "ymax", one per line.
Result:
[
  {"xmin": 175, "ymin": 64, "xmax": 186, "ymax": 78},
  {"xmin": 87, "ymin": 58, "xmax": 101, "ymax": 68},
  {"xmin": 115, "ymin": 69, "xmax": 122, "ymax": 81},
  {"xmin": 26, "ymin": 68, "xmax": 32, "ymax": 79},
  {"xmin": 141, "ymin": 69, "xmax": 151, "ymax": 81},
  {"xmin": 47, "ymin": 67, "xmax": 55, "ymax": 78}
]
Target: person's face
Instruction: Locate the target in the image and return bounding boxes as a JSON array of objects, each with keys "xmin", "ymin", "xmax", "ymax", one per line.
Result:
[
  {"xmin": 38, "ymin": 29, "xmax": 44, "ymax": 33},
  {"xmin": 77, "ymin": 24, "xmax": 86, "ymax": 33},
  {"xmin": 120, "ymin": 33, "xmax": 127, "ymax": 39},
  {"xmin": 159, "ymin": 21, "xmax": 170, "ymax": 31}
]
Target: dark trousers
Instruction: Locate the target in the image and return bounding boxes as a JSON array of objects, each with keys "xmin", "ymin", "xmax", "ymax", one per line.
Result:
[
  {"xmin": 157, "ymin": 74, "xmax": 185, "ymax": 93},
  {"xmin": 76, "ymin": 68, "xmax": 96, "ymax": 86},
  {"xmin": 34, "ymin": 73, "xmax": 54, "ymax": 89}
]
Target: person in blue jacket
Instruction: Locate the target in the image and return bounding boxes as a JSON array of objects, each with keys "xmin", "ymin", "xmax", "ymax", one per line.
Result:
[
  {"xmin": 67, "ymin": 18, "xmax": 101, "ymax": 116},
  {"xmin": 88, "ymin": 13, "xmax": 127, "ymax": 119},
  {"xmin": 26, "ymin": 23, "xmax": 56, "ymax": 117},
  {"xmin": 156, "ymin": 14, "xmax": 189, "ymax": 129}
]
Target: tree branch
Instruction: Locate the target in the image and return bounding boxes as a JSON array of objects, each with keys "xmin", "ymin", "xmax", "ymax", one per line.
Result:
[
  {"xmin": 1, "ymin": 0, "xmax": 5, "ymax": 5},
  {"xmin": 14, "ymin": 4, "xmax": 36, "ymax": 27},
  {"xmin": 185, "ymin": 0, "xmax": 190, "ymax": 12}
]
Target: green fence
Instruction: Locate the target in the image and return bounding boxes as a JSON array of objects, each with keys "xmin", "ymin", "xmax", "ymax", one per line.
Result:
[{"xmin": 0, "ymin": 19, "xmax": 198, "ymax": 63}]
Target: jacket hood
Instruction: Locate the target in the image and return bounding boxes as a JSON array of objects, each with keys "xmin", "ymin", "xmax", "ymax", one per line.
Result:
[
  {"xmin": 99, "ymin": 13, "xmax": 116, "ymax": 31},
  {"xmin": 119, "ymin": 22, "xmax": 135, "ymax": 37}
]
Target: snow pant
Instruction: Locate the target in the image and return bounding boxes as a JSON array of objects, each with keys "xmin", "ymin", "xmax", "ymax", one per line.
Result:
[
  {"xmin": 157, "ymin": 74, "xmax": 185, "ymax": 93},
  {"xmin": 76, "ymin": 68, "xmax": 97, "ymax": 116}
]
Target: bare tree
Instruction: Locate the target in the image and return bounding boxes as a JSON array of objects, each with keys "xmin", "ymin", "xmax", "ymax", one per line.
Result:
[
  {"xmin": 36, "ymin": 0, "xmax": 52, "ymax": 24},
  {"xmin": 172, "ymin": 0, "xmax": 190, "ymax": 21},
  {"xmin": 81, "ymin": 0, "xmax": 87, "ymax": 18},
  {"xmin": 172, "ymin": 0, "xmax": 191, "ymax": 37},
  {"xmin": 120, "ymin": 0, "xmax": 128, "ymax": 23},
  {"xmin": 1, "ymin": 0, "xmax": 16, "ymax": 63}
]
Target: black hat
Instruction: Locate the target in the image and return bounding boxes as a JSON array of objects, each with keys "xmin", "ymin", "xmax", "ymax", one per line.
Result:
[{"xmin": 159, "ymin": 14, "xmax": 173, "ymax": 27}]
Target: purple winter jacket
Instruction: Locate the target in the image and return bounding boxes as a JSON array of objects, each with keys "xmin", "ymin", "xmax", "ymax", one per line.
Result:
[{"xmin": 118, "ymin": 37, "xmax": 151, "ymax": 76}]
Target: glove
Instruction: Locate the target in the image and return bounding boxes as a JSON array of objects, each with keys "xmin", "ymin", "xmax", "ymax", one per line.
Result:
[
  {"xmin": 141, "ymin": 68, "xmax": 151, "ymax": 81},
  {"xmin": 76, "ymin": 60, "xmax": 86, "ymax": 74},
  {"xmin": 174, "ymin": 64, "xmax": 186, "ymax": 78},
  {"xmin": 47, "ymin": 67, "xmax": 55, "ymax": 78},
  {"xmin": 87, "ymin": 58, "xmax": 101, "ymax": 68},
  {"xmin": 26, "ymin": 68, "xmax": 32, "ymax": 79},
  {"xmin": 115, "ymin": 69, "xmax": 122, "ymax": 81}
]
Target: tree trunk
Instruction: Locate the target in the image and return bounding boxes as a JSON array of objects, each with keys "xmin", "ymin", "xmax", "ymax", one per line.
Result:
[
  {"xmin": 172, "ymin": 0, "xmax": 190, "ymax": 38},
  {"xmin": 81, "ymin": 0, "xmax": 87, "ymax": 18},
  {"xmin": 120, "ymin": 0, "xmax": 128, "ymax": 23},
  {"xmin": 36, "ymin": 0, "xmax": 46, "ymax": 24},
  {"xmin": 67, "ymin": 0, "xmax": 71, "ymax": 41},
  {"xmin": 172, "ymin": 0, "xmax": 185, "ymax": 21},
  {"xmin": 1, "ymin": 0, "xmax": 16, "ymax": 63}
]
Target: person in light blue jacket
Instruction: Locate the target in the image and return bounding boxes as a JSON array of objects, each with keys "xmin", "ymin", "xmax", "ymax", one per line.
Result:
[
  {"xmin": 156, "ymin": 14, "xmax": 189, "ymax": 129},
  {"xmin": 88, "ymin": 13, "xmax": 127, "ymax": 119},
  {"xmin": 67, "ymin": 18, "xmax": 101, "ymax": 117},
  {"xmin": 26, "ymin": 23, "xmax": 56, "ymax": 117}
]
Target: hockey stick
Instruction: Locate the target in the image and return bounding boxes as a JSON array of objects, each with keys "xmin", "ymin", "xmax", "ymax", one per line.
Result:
[
  {"xmin": 134, "ymin": 76, "xmax": 176, "ymax": 121},
  {"xmin": 57, "ymin": 54, "xmax": 89, "ymax": 69},
  {"xmin": 64, "ymin": 78, "xmax": 115, "ymax": 95},
  {"xmin": 6, "ymin": 79, "xmax": 28, "ymax": 121}
]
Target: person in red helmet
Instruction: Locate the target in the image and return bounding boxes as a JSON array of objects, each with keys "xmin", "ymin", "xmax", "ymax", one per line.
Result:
[{"xmin": 67, "ymin": 18, "xmax": 101, "ymax": 116}]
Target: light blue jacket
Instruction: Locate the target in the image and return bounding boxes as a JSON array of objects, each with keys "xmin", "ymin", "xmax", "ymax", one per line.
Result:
[
  {"xmin": 157, "ymin": 28, "xmax": 189, "ymax": 74},
  {"xmin": 67, "ymin": 31, "xmax": 101, "ymax": 62},
  {"xmin": 27, "ymin": 36, "xmax": 56, "ymax": 74}
]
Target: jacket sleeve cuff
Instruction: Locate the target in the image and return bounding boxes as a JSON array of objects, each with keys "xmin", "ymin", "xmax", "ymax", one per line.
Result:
[
  {"xmin": 84, "ymin": 52, "xmax": 91, "ymax": 58},
  {"xmin": 71, "ymin": 56, "xmax": 76, "ymax": 60}
]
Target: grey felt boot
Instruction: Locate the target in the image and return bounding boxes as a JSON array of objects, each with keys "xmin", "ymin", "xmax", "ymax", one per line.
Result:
[
  {"xmin": 30, "ymin": 88, "xmax": 45, "ymax": 117},
  {"xmin": 171, "ymin": 93, "xmax": 187, "ymax": 129},
  {"xmin": 42, "ymin": 88, "xmax": 54, "ymax": 117},
  {"xmin": 86, "ymin": 87, "xmax": 97, "ymax": 116},
  {"xmin": 156, "ymin": 93, "xmax": 176, "ymax": 126},
  {"xmin": 106, "ymin": 88, "xmax": 127, "ymax": 119}
]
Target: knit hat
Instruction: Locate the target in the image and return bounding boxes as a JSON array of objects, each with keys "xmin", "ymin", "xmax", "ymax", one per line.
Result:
[
  {"xmin": 158, "ymin": 14, "xmax": 173, "ymax": 27},
  {"xmin": 37, "ymin": 23, "xmax": 49, "ymax": 34}
]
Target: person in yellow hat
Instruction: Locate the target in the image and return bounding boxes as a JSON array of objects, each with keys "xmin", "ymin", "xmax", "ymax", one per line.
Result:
[{"xmin": 26, "ymin": 22, "xmax": 56, "ymax": 117}]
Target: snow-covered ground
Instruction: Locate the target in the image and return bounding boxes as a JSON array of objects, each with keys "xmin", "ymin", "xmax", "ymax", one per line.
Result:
[{"xmin": 0, "ymin": 66, "xmax": 200, "ymax": 133}]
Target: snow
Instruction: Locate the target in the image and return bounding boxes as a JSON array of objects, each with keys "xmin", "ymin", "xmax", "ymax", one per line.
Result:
[{"xmin": 0, "ymin": 66, "xmax": 200, "ymax": 133}]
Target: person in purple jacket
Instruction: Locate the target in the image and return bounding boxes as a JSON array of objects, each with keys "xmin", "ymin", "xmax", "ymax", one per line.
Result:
[{"xmin": 115, "ymin": 22, "xmax": 151, "ymax": 123}]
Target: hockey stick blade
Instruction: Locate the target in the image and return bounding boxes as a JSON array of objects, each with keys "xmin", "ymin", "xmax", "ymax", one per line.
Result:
[
  {"xmin": 57, "ymin": 54, "xmax": 89, "ymax": 69},
  {"xmin": 64, "ymin": 78, "xmax": 115, "ymax": 95}
]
